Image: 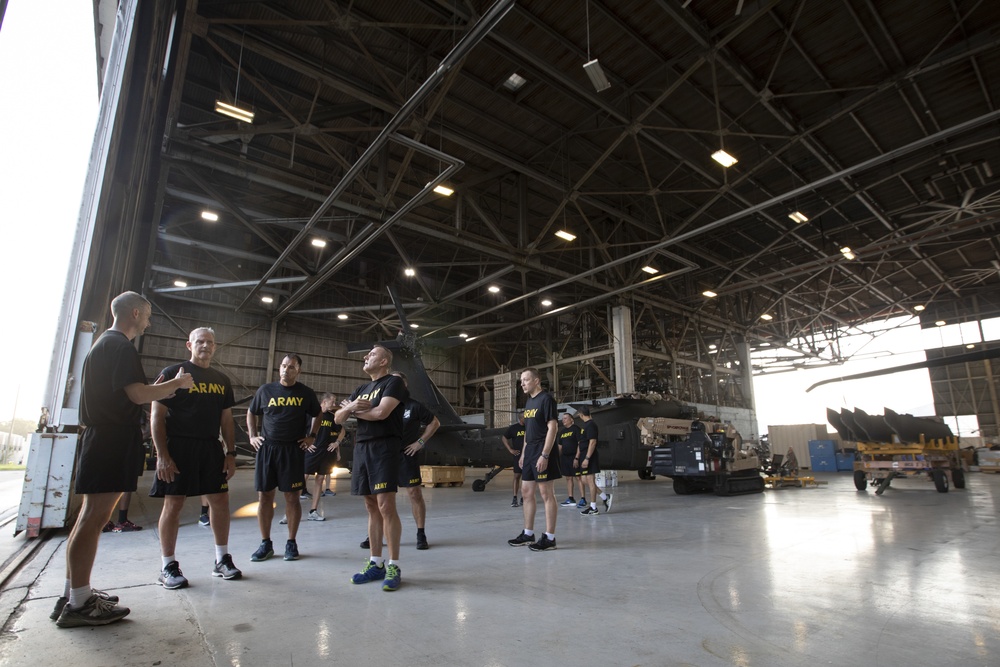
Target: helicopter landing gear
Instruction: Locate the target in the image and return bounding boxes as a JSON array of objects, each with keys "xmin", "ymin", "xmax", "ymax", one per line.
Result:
[{"xmin": 473, "ymin": 465, "xmax": 506, "ymax": 492}]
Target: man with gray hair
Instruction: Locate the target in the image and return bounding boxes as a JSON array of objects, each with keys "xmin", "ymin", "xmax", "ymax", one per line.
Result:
[
  {"xmin": 56, "ymin": 292, "xmax": 194, "ymax": 628},
  {"xmin": 150, "ymin": 327, "xmax": 241, "ymax": 590}
]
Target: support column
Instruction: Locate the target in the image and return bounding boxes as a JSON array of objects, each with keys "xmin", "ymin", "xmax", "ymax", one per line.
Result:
[{"xmin": 611, "ymin": 305, "xmax": 635, "ymax": 394}]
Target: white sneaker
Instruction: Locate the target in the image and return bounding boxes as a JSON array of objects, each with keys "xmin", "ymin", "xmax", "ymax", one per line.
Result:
[
  {"xmin": 278, "ymin": 515, "xmax": 288, "ymax": 525},
  {"xmin": 307, "ymin": 510, "xmax": 325, "ymax": 521}
]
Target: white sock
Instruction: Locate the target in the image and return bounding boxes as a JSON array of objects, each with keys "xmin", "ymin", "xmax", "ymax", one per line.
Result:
[
  {"xmin": 68, "ymin": 585, "xmax": 91, "ymax": 608},
  {"xmin": 162, "ymin": 555, "xmax": 175, "ymax": 568},
  {"xmin": 387, "ymin": 559, "xmax": 399, "ymax": 567},
  {"xmin": 523, "ymin": 529, "xmax": 534, "ymax": 537},
  {"xmin": 600, "ymin": 492, "xmax": 608, "ymax": 500},
  {"xmin": 371, "ymin": 556, "xmax": 385, "ymax": 567},
  {"xmin": 590, "ymin": 502, "xmax": 597, "ymax": 509},
  {"xmin": 545, "ymin": 532, "xmax": 555, "ymax": 540},
  {"xmin": 215, "ymin": 545, "xmax": 227, "ymax": 562},
  {"xmin": 63, "ymin": 579, "xmax": 71, "ymax": 597}
]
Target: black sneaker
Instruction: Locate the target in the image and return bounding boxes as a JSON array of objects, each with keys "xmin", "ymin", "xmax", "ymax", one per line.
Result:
[
  {"xmin": 56, "ymin": 594, "xmax": 130, "ymax": 628},
  {"xmin": 507, "ymin": 531, "xmax": 535, "ymax": 547},
  {"xmin": 284, "ymin": 540, "xmax": 300, "ymax": 561},
  {"xmin": 360, "ymin": 537, "xmax": 370, "ymax": 549},
  {"xmin": 212, "ymin": 554, "xmax": 243, "ymax": 580},
  {"xmin": 581, "ymin": 506, "xmax": 599, "ymax": 516},
  {"xmin": 158, "ymin": 560, "xmax": 189, "ymax": 589},
  {"xmin": 50, "ymin": 589, "xmax": 119, "ymax": 621},
  {"xmin": 416, "ymin": 532, "xmax": 429, "ymax": 550},
  {"xmin": 198, "ymin": 513, "xmax": 210, "ymax": 527},
  {"xmin": 603, "ymin": 494, "xmax": 613, "ymax": 513},
  {"xmin": 250, "ymin": 539, "xmax": 274, "ymax": 562},
  {"xmin": 511, "ymin": 497, "xmax": 519, "ymax": 508},
  {"xmin": 528, "ymin": 535, "xmax": 557, "ymax": 551}
]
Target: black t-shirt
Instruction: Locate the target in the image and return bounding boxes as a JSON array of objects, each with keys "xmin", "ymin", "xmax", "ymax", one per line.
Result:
[
  {"xmin": 348, "ymin": 374, "xmax": 408, "ymax": 444},
  {"xmin": 400, "ymin": 398, "xmax": 435, "ymax": 448},
  {"xmin": 249, "ymin": 381, "xmax": 321, "ymax": 443},
  {"xmin": 523, "ymin": 391, "xmax": 557, "ymax": 448},
  {"xmin": 154, "ymin": 361, "xmax": 235, "ymax": 440},
  {"xmin": 80, "ymin": 330, "xmax": 147, "ymax": 427},
  {"xmin": 580, "ymin": 420, "xmax": 599, "ymax": 455},
  {"xmin": 558, "ymin": 423, "xmax": 580, "ymax": 458},
  {"xmin": 503, "ymin": 422, "xmax": 525, "ymax": 449},
  {"xmin": 314, "ymin": 411, "xmax": 342, "ymax": 449}
]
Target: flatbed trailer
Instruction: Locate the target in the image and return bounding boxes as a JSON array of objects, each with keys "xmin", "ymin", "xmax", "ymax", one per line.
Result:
[{"xmin": 854, "ymin": 436, "xmax": 965, "ymax": 495}]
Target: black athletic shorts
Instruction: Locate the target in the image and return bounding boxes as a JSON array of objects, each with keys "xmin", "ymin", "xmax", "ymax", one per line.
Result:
[
  {"xmin": 397, "ymin": 449, "xmax": 422, "ymax": 488},
  {"xmin": 511, "ymin": 451, "xmax": 522, "ymax": 475},
  {"xmin": 351, "ymin": 439, "xmax": 400, "ymax": 496},
  {"xmin": 149, "ymin": 436, "xmax": 228, "ymax": 497},
  {"xmin": 559, "ymin": 454, "xmax": 577, "ymax": 479},
  {"xmin": 304, "ymin": 447, "xmax": 338, "ymax": 475},
  {"xmin": 75, "ymin": 424, "xmax": 145, "ymax": 494},
  {"xmin": 255, "ymin": 441, "xmax": 306, "ymax": 493},
  {"xmin": 577, "ymin": 449, "xmax": 601, "ymax": 476},
  {"xmin": 521, "ymin": 442, "xmax": 561, "ymax": 483}
]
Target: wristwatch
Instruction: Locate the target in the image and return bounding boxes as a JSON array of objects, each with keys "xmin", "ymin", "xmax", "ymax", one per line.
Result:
[
  {"xmin": 540, "ymin": 452, "xmax": 549, "ymax": 459},
  {"xmin": 417, "ymin": 438, "xmax": 425, "ymax": 446}
]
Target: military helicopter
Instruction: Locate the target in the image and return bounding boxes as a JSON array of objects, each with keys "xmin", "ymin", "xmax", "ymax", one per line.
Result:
[{"xmin": 336, "ymin": 286, "xmax": 695, "ymax": 491}]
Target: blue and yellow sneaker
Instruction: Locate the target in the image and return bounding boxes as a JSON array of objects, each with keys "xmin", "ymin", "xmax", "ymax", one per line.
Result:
[
  {"xmin": 382, "ymin": 564, "xmax": 401, "ymax": 592},
  {"xmin": 351, "ymin": 560, "xmax": 385, "ymax": 584}
]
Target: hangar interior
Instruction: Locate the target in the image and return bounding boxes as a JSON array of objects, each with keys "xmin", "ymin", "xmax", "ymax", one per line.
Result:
[{"xmin": 45, "ymin": 0, "xmax": 1000, "ymax": 443}]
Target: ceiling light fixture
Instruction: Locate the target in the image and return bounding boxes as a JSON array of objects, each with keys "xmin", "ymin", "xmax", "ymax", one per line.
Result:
[
  {"xmin": 555, "ymin": 230, "xmax": 576, "ymax": 242},
  {"xmin": 582, "ymin": 1, "xmax": 611, "ymax": 92},
  {"xmin": 641, "ymin": 266, "xmax": 659, "ymax": 274},
  {"xmin": 200, "ymin": 210, "xmax": 219, "ymax": 222},
  {"xmin": 840, "ymin": 246, "xmax": 856, "ymax": 260},
  {"xmin": 214, "ymin": 100, "xmax": 254, "ymax": 124},
  {"xmin": 702, "ymin": 290, "xmax": 718, "ymax": 298},
  {"xmin": 337, "ymin": 313, "xmax": 348, "ymax": 320},
  {"xmin": 502, "ymin": 72, "xmax": 527, "ymax": 92},
  {"xmin": 788, "ymin": 211, "xmax": 808, "ymax": 223},
  {"xmin": 488, "ymin": 285, "xmax": 500, "ymax": 293},
  {"xmin": 410, "ymin": 323, "xmax": 419, "ymax": 329},
  {"xmin": 760, "ymin": 313, "xmax": 773, "ymax": 321},
  {"xmin": 173, "ymin": 280, "xmax": 188, "ymax": 288},
  {"xmin": 261, "ymin": 296, "xmax": 274, "ymax": 304},
  {"xmin": 404, "ymin": 267, "xmax": 416, "ymax": 277},
  {"xmin": 310, "ymin": 238, "xmax": 327, "ymax": 248},
  {"xmin": 711, "ymin": 150, "xmax": 738, "ymax": 168},
  {"xmin": 541, "ymin": 299, "xmax": 553, "ymax": 307},
  {"xmin": 432, "ymin": 184, "xmax": 455, "ymax": 196},
  {"xmin": 914, "ymin": 304, "xmax": 926, "ymax": 312},
  {"xmin": 935, "ymin": 320, "xmax": 946, "ymax": 327},
  {"xmin": 459, "ymin": 332, "xmax": 469, "ymax": 338}
]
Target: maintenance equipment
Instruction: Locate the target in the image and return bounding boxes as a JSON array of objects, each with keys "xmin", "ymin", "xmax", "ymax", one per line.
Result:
[{"xmin": 649, "ymin": 420, "xmax": 765, "ymax": 496}]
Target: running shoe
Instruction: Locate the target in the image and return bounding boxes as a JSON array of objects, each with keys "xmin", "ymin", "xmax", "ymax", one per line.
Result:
[
  {"xmin": 250, "ymin": 539, "xmax": 274, "ymax": 562},
  {"xmin": 528, "ymin": 535, "xmax": 557, "ymax": 551},
  {"xmin": 300, "ymin": 490, "xmax": 312, "ymax": 500},
  {"xmin": 507, "ymin": 531, "xmax": 535, "ymax": 547},
  {"xmin": 158, "ymin": 561, "xmax": 188, "ymax": 590},
  {"xmin": 603, "ymin": 494, "xmax": 613, "ymax": 513},
  {"xmin": 382, "ymin": 564, "xmax": 401, "ymax": 592},
  {"xmin": 360, "ymin": 537, "xmax": 370, "ymax": 549},
  {"xmin": 576, "ymin": 498, "xmax": 587, "ymax": 509},
  {"xmin": 416, "ymin": 532, "xmax": 429, "ymax": 550},
  {"xmin": 581, "ymin": 506, "xmax": 599, "ymax": 516},
  {"xmin": 307, "ymin": 510, "xmax": 325, "ymax": 521},
  {"xmin": 351, "ymin": 560, "xmax": 385, "ymax": 584},
  {"xmin": 283, "ymin": 540, "xmax": 300, "ymax": 561},
  {"xmin": 518, "ymin": 497, "xmax": 523, "ymax": 506},
  {"xmin": 198, "ymin": 513, "xmax": 210, "ymax": 527},
  {"xmin": 113, "ymin": 520, "xmax": 143, "ymax": 532},
  {"xmin": 56, "ymin": 594, "xmax": 130, "ymax": 628},
  {"xmin": 50, "ymin": 589, "xmax": 119, "ymax": 621},
  {"xmin": 559, "ymin": 497, "xmax": 576, "ymax": 507},
  {"xmin": 101, "ymin": 521, "xmax": 115, "ymax": 533},
  {"xmin": 322, "ymin": 489, "xmax": 336, "ymax": 497},
  {"xmin": 212, "ymin": 554, "xmax": 242, "ymax": 580},
  {"xmin": 278, "ymin": 515, "xmax": 288, "ymax": 525},
  {"xmin": 510, "ymin": 497, "xmax": 519, "ymax": 508}
]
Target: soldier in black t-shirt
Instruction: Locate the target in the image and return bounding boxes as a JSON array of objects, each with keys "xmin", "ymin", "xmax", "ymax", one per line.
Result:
[
  {"xmin": 246, "ymin": 354, "xmax": 321, "ymax": 563},
  {"xmin": 335, "ymin": 345, "xmax": 408, "ymax": 591},
  {"xmin": 507, "ymin": 367, "xmax": 560, "ymax": 552},
  {"xmin": 393, "ymin": 372, "xmax": 439, "ymax": 550},
  {"xmin": 501, "ymin": 411, "xmax": 526, "ymax": 507},
  {"xmin": 303, "ymin": 393, "xmax": 345, "ymax": 520},
  {"xmin": 149, "ymin": 327, "xmax": 241, "ymax": 589},
  {"xmin": 557, "ymin": 412, "xmax": 587, "ymax": 508},
  {"xmin": 57, "ymin": 292, "xmax": 194, "ymax": 629},
  {"xmin": 577, "ymin": 406, "xmax": 613, "ymax": 515}
]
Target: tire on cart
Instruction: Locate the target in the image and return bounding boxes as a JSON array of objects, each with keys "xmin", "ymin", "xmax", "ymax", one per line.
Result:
[
  {"xmin": 931, "ymin": 468, "xmax": 949, "ymax": 493},
  {"xmin": 672, "ymin": 477, "xmax": 692, "ymax": 495},
  {"xmin": 853, "ymin": 470, "xmax": 868, "ymax": 491},
  {"xmin": 952, "ymin": 468, "xmax": 966, "ymax": 489}
]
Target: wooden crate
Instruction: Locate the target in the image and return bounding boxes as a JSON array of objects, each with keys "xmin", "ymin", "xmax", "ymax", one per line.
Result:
[{"xmin": 420, "ymin": 465, "xmax": 465, "ymax": 487}]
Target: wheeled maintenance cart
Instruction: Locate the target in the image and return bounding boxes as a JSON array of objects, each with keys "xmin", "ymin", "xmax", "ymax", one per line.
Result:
[{"xmin": 854, "ymin": 436, "xmax": 966, "ymax": 495}]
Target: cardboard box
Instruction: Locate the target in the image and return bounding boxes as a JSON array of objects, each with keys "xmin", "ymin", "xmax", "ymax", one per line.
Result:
[{"xmin": 419, "ymin": 465, "xmax": 465, "ymax": 486}]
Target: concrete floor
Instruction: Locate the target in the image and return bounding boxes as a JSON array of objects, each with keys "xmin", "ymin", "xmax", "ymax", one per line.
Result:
[{"xmin": 1, "ymin": 467, "xmax": 998, "ymax": 667}]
